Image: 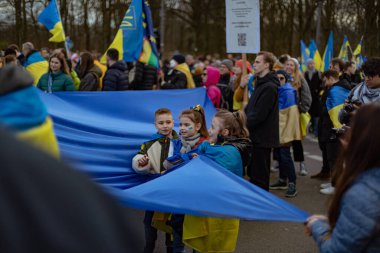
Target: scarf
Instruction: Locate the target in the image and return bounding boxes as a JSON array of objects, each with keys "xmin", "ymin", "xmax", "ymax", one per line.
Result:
[
  {"xmin": 174, "ymin": 63, "xmax": 196, "ymax": 89},
  {"xmin": 180, "ymin": 133, "xmax": 201, "ymax": 153},
  {"xmin": 351, "ymin": 82, "xmax": 380, "ymax": 104}
]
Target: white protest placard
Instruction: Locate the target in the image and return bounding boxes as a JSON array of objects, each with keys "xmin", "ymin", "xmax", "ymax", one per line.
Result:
[{"xmin": 226, "ymin": 0, "xmax": 260, "ymax": 53}]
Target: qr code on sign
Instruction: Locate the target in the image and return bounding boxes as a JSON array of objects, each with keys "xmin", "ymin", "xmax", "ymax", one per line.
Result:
[{"xmin": 238, "ymin": 33, "xmax": 247, "ymax": 46}]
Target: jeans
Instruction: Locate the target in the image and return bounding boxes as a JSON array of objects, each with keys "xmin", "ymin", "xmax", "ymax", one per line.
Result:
[
  {"xmin": 311, "ymin": 117, "xmax": 319, "ymax": 137},
  {"xmin": 144, "ymin": 211, "xmax": 172, "ymax": 253},
  {"xmin": 276, "ymin": 147, "xmax": 296, "ymax": 184},
  {"xmin": 170, "ymin": 214, "xmax": 185, "ymax": 253},
  {"xmin": 292, "ymin": 140, "xmax": 304, "ymax": 162}
]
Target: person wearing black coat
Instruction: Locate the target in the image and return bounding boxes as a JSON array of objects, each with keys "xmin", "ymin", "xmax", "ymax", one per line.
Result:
[
  {"xmin": 161, "ymin": 54, "xmax": 188, "ymax": 89},
  {"xmin": 245, "ymin": 51, "xmax": 280, "ymax": 191},
  {"xmin": 0, "ymin": 128, "xmax": 143, "ymax": 253},
  {"xmin": 103, "ymin": 49, "xmax": 129, "ymax": 91},
  {"xmin": 129, "ymin": 61, "xmax": 157, "ymax": 90},
  {"xmin": 304, "ymin": 59, "xmax": 322, "ymax": 137},
  {"xmin": 314, "ymin": 70, "xmax": 351, "ymax": 183}
]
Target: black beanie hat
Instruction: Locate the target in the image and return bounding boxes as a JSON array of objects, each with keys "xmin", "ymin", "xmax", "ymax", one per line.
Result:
[
  {"xmin": 172, "ymin": 54, "xmax": 186, "ymax": 64},
  {"xmin": 276, "ymin": 69, "xmax": 291, "ymax": 83}
]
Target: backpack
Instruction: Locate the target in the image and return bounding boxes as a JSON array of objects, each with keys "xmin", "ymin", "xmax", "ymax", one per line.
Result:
[{"xmin": 217, "ymin": 83, "xmax": 234, "ymax": 111}]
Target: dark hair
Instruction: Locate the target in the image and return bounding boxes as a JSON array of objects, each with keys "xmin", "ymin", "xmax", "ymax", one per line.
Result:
[
  {"xmin": 214, "ymin": 109, "xmax": 249, "ymax": 138},
  {"xmin": 328, "ymin": 104, "xmax": 380, "ymax": 228},
  {"xmin": 4, "ymin": 48, "xmax": 17, "ymax": 57},
  {"xmin": 278, "ymin": 54, "xmax": 291, "ymax": 65},
  {"xmin": 331, "ymin": 58, "xmax": 344, "ymax": 72},
  {"xmin": 155, "ymin": 108, "xmax": 172, "ymax": 119},
  {"xmin": 79, "ymin": 52, "xmax": 94, "ymax": 78},
  {"xmin": 8, "ymin": 44, "xmax": 19, "ymax": 52},
  {"xmin": 4, "ymin": 55, "xmax": 16, "ymax": 65},
  {"xmin": 322, "ymin": 69, "xmax": 339, "ymax": 80},
  {"xmin": 361, "ymin": 57, "xmax": 380, "ymax": 77},
  {"xmin": 107, "ymin": 48, "xmax": 119, "ymax": 62},
  {"xmin": 49, "ymin": 52, "xmax": 70, "ymax": 75},
  {"xmin": 257, "ymin": 51, "xmax": 276, "ymax": 71},
  {"xmin": 343, "ymin": 61, "xmax": 355, "ymax": 71},
  {"xmin": 180, "ymin": 106, "xmax": 209, "ymax": 137}
]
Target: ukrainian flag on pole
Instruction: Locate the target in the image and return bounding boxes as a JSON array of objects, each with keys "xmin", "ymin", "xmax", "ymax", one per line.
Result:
[
  {"xmin": 101, "ymin": 0, "xmax": 144, "ymax": 63},
  {"xmin": 38, "ymin": 0, "xmax": 65, "ymax": 43},
  {"xmin": 353, "ymin": 36, "xmax": 363, "ymax": 56},
  {"xmin": 300, "ymin": 40, "xmax": 310, "ymax": 72},
  {"xmin": 322, "ymin": 31, "xmax": 333, "ymax": 71},
  {"xmin": 338, "ymin": 35, "xmax": 350, "ymax": 62},
  {"xmin": 308, "ymin": 40, "xmax": 323, "ymax": 71}
]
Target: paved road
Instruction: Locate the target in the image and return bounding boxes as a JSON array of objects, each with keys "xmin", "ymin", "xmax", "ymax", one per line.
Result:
[{"xmin": 145, "ymin": 136, "xmax": 329, "ymax": 252}]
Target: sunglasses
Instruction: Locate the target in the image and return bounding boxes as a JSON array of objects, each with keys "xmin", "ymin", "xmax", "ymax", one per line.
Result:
[
  {"xmin": 202, "ymin": 73, "xmax": 207, "ymax": 76},
  {"xmin": 278, "ymin": 76, "xmax": 285, "ymax": 81}
]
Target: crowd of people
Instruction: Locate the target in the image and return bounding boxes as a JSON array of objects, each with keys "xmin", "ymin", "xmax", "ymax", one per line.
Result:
[{"xmin": 1, "ymin": 41, "xmax": 380, "ymax": 253}]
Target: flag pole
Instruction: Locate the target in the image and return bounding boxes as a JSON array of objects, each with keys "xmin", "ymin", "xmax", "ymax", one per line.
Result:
[{"xmin": 53, "ymin": 0, "xmax": 70, "ymax": 58}]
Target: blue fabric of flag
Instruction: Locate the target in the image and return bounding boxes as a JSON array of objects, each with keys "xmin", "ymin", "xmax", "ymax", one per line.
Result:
[
  {"xmin": 115, "ymin": 156, "xmax": 309, "ymax": 222},
  {"xmin": 38, "ymin": 88, "xmax": 309, "ymax": 222}
]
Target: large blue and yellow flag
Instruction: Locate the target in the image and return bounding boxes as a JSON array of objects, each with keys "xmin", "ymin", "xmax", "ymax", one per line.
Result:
[
  {"xmin": 322, "ymin": 31, "xmax": 333, "ymax": 71},
  {"xmin": 300, "ymin": 40, "xmax": 310, "ymax": 72},
  {"xmin": 308, "ymin": 40, "xmax": 323, "ymax": 71},
  {"xmin": 353, "ymin": 36, "xmax": 363, "ymax": 56},
  {"xmin": 327, "ymin": 86, "xmax": 350, "ymax": 128},
  {"xmin": 138, "ymin": 1, "xmax": 159, "ymax": 68},
  {"xmin": 38, "ymin": 0, "xmax": 65, "ymax": 43},
  {"xmin": 338, "ymin": 35, "xmax": 350, "ymax": 62},
  {"xmin": 23, "ymin": 52, "xmax": 49, "ymax": 85},
  {"xmin": 278, "ymin": 83, "xmax": 301, "ymax": 143}
]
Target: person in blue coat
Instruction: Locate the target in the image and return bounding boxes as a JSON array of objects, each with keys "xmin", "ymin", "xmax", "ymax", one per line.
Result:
[{"xmin": 305, "ymin": 104, "xmax": 380, "ymax": 253}]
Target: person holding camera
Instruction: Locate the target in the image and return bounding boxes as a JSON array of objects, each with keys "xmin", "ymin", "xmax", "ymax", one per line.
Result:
[
  {"xmin": 339, "ymin": 57, "xmax": 380, "ymax": 126},
  {"xmin": 305, "ymin": 104, "xmax": 380, "ymax": 253},
  {"xmin": 312, "ymin": 70, "xmax": 351, "ymax": 195}
]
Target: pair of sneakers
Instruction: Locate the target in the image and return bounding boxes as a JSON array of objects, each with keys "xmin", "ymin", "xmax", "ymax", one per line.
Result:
[
  {"xmin": 320, "ymin": 182, "xmax": 335, "ymax": 195},
  {"xmin": 270, "ymin": 180, "xmax": 297, "ymax": 198}
]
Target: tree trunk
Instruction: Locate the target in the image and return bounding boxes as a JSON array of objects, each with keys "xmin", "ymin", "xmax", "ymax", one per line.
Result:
[{"xmin": 83, "ymin": 0, "xmax": 90, "ymax": 50}]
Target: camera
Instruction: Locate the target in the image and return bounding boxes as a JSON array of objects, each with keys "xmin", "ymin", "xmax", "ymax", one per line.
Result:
[
  {"xmin": 339, "ymin": 99, "xmax": 362, "ymax": 125},
  {"xmin": 330, "ymin": 127, "xmax": 347, "ymax": 140}
]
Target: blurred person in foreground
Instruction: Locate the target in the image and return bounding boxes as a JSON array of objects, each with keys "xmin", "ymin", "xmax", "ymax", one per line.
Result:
[
  {"xmin": 305, "ymin": 104, "xmax": 380, "ymax": 253},
  {"xmin": 0, "ymin": 127, "xmax": 143, "ymax": 252}
]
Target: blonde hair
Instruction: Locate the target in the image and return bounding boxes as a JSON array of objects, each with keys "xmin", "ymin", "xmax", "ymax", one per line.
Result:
[
  {"xmin": 286, "ymin": 58, "xmax": 302, "ymax": 90},
  {"xmin": 214, "ymin": 109, "xmax": 249, "ymax": 138}
]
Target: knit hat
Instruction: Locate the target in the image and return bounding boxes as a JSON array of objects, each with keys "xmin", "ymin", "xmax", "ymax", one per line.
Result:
[
  {"xmin": 221, "ymin": 59, "xmax": 233, "ymax": 71},
  {"xmin": 172, "ymin": 54, "xmax": 186, "ymax": 64},
  {"xmin": 276, "ymin": 69, "xmax": 291, "ymax": 83}
]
